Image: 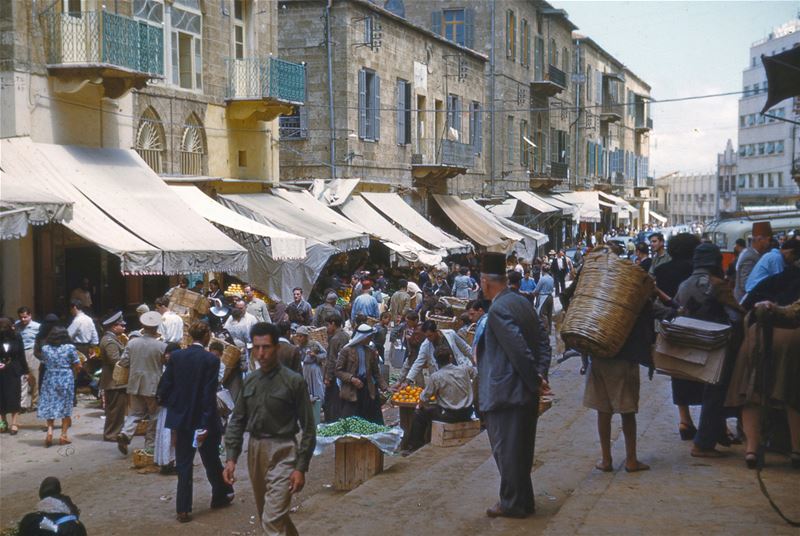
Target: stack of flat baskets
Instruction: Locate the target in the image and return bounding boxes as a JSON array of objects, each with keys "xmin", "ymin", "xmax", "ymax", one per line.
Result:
[
  {"xmin": 428, "ymin": 315, "xmax": 459, "ymax": 330},
  {"xmin": 440, "ymin": 296, "xmax": 469, "ymax": 314},
  {"xmin": 560, "ymin": 247, "xmax": 654, "ymax": 358}
]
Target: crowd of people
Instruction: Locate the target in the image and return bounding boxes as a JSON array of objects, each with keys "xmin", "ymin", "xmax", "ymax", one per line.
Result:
[{"xmin": 2, "ymin": 220, "xmax": 799, "ymax": 533}]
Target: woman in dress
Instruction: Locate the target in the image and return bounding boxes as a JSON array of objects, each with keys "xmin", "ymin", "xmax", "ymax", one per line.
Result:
[
  {"xmin": 37, "ymin": 326, "xmax": 80, "ymax": 446},
  {"xmin": 0, "ymin": 317, "xmax": 31, "ymax": 435},
  {"xmin": 154, "ymin": 342, "xmax": 180, "ymax": 474},
  {"xmin": 295, "ymin": 326, "xmax": 326, "ymax": 403}
]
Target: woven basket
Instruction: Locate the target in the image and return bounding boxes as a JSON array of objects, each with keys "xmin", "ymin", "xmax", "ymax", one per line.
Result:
[
  {"xmin": 210, "ymin": 337, "xmax": 242, "ymax": 369},
  {"xmin": 132, "ymin": 449, "xmax": 154, "ymax": 468},
  {"xmin": 112, "ymin": 363, "xmax": 129, "ymax": 386},
  {"xmin": 441, "ymin": 296, "xmax": 469, "ymax": 313},
  {"xmin": 308, "ymin": 326, "xmax": 328, "ymax": 349},
  {"xmin": 428, "ymin": 315, "xmax": 458, "ymax": 330},
  {"xmin": 560, "ymin": 248, "xmax": 654, "ymax": 358},
  {"xmin": 134, "ymin": 419, "xmax": 149, "ymax": 436}
]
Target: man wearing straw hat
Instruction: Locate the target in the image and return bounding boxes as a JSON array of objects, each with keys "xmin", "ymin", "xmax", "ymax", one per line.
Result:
[{"xmin": 476, "ymin": 253, "xmax": 550, "ymax": 519}]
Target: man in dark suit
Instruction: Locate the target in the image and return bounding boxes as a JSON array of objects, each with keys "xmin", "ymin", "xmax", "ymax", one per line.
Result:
[
  {"xmin": 157, "ymin": 321, "xmax": 234, "ymax": 523},
  {"xmin": 476, "ymin": 253, "xmax": 551, "ymax": 519}
]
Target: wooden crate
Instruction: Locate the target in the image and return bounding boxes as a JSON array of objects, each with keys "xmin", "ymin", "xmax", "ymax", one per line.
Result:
[
  {"xmin": 334, "ymin": 438, "xmax": 384, "ymax": 491},
  {"xmin": 169, "ymin": 288, "xmax": 210, "ymax": 315},
  {"xmin": 430, "ymin": 419, "xmax": 481, "ymax": 447}
]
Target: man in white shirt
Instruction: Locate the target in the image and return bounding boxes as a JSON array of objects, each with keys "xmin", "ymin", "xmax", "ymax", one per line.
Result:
[
  {"xmin": 223, "ymin": 299, "xmax": 258, "ymax": 347},
  {"xmin": 155, "ymin": 296, "xmax": 184, "ymax": 344},
  {"xmin": 67, "ymin": 299, "xmax": 99, "ymax": 348},
  {"xmin": 400, "ymin": 320, "xmax": 473, "ymax": 387},
  {"xmin": 243, "ymin": 284, "xmax": 271, "ymax": 323}
]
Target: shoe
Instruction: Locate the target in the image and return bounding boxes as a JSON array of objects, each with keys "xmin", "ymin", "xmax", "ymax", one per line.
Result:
[
  {"xmin": 210, "ymin": 493, "xmax": 234, "ymax": 509},
  {"xmin": 9, "ymin": 425, "xmax": 18, "ymax": 436},
  {"xmin": 176, "ymin": 512, "xmax": 192, "ymax": 523},
  {"xmin": 678, "ymin": 423, "xmax": 697, "ymax": 441},
  {"xmin": 691, "ymin": 446, "xmax": 725, "ymax": 458},
  {"xmin": 159, "ymin": 462, "xmax": 177, "ymax": 476},
  {"xmin": 744, "ymin": 452, "xmax": 757, "ymax": 470},
  {"xmin": 486, "ymin": 503, "xmax": 528, "ymax": 519},
  {"xmin": 59, "ymin": 436, "xmax": 71, "ymax": 445},
  {"xmin": 117, "ymin": 434, "xmax": 129, "ymax": 455}
]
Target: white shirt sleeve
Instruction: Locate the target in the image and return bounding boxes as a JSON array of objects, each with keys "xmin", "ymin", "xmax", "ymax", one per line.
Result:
[{"xmin": 407, "ymin": 339, "xmax": 433, "ymax": 383}]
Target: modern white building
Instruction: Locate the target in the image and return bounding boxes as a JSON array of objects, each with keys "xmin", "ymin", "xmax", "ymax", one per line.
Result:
[
  {"xmin": 737, "ymin": 18, "xmax": 800, "ymax": 209},
  {"xmin": 656, "ymin": 172, "xmax": 717, "ymax": 226},
  {"xmin": 717, "ymin": 139, "xmax": 737, "ymax": 216}
]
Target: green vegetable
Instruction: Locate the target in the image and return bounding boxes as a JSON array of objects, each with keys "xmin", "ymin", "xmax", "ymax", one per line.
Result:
[{"xmin": 317, "ymin": 416, "xmax": 391, "ymax": 437}]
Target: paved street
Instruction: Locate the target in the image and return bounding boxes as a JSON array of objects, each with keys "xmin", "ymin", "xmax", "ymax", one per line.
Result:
[{"xmin": 2, "ymin": 351, "xmax": 797, "ymax": 535}]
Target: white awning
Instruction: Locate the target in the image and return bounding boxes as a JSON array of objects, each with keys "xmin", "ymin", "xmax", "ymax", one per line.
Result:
[
  {"xmin": 462, "ymin": 199, "xmax": 546, "ymax": 259},
  {"xmin": 360, "ymin": 192, "xmax": 471, "ymax": 255},
  {"xmin": 1, "ymin": 137, "xmax": 162, "ymax": 274},
  {"xmin": 272, "ymin": 188, "xmax": 369, "ymax": 237},
  {"xmin": 0, "ymin": 207, "xmax": 33, "ymax": 240},
  {"xmin": 317, "ymin": 178, "xmax": 361, "ymax": 207},
  {"xmin": 432, "ymin": 194, "xmax": 516, "ymax": 253},
  {"xmin": 169, "ymin": 185, "xmax": 306, "ymax": 261},
  {"xmin": 488, "ymin": 199, "xmax": 518, "ymax": 218},
  {"xmin": 553, "ymin": 191, "xmax": 602, "ymax": 223},
  {"xmin": 508, "ymin": 191, "xmax": 561, "ymax": 214},
  {"xmin": 649, "ymin": 210, "xmax": 667, "ymax": 224},
  {"xmin": 340, "ymin": 196, "xmax": 443, "ymax": 266},
  {"xmin": 219, "ymin": 193, "xmax": 369, "ymax": 252},
  {"xmin": 598, "ymin": 191, "xmax": 636, "ymax": 213},
  {"xmin": 1, "ymin": 164, "xmax": 73, "ymax": 225}
]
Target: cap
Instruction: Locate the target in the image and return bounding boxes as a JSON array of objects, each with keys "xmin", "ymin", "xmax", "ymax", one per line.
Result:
[
  {"xmin": 356, "ymin": 323, "xmax": 374, "ymax": 334},
  {"xmin": 752, "ymin": 221, "xmax": 773, "ymax": 238},
  {"xmin": 295, "ymin": 326, "xmax": 311, "ymax": 336},
  {"xmin": 480, "ymin": 253, "xmax": 506, "ymax": 276},
  {"xmin": 135, "ymin": 303, "xmax": 150, "ymax": 315},
  {"xmin": 139, "ymin": 311, "xmax": 162, "ymax": 328},
  {"xmin": 102, "ymin": 311, "xmax": 125, "ymax": 327},
  {"xmin": 326, "ymin": 292, "xmax": 338, "ymax": 302},
  {"xmin": 692, "ymin": 243, "xmax": 722, "ymax": 270}
]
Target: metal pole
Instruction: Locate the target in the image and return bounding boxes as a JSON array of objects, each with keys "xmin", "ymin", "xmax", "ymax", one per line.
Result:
[{"xmin": 489, "ymin": 0, "xmax": 496, "ymax": 197}]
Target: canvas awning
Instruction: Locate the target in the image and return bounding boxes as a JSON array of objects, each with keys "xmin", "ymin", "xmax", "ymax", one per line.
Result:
[
  {"xmin": 360, "ymin": 192, "xmax": 471, "ymax": 255},
  {"xmin": 169, "ymin": 185, "xmax": 306, "ymax": 261},
  {"xmin": 598, "ymin": 191, "xmax": 636, "ymax": 213},
  {"xmin": 340, "ymin": 196, "xmax": 443, "ymax": 266},
  {"xmin": 488, "ymin": 199, "xmax": 518, "ymax": 218},
  {"xmin": 649, "ymin": 210, "xmax": 667, "ymax": 224},
  {"xmin": 1, "ymin": 166, "xmax": 73, "ymax": 226},
  {"xmin": 508, "ymin": 191, "xmax": 561, "ymax": 214},
  {"xmin": 553, "ymin": 191, "xmax": 602, "ymax": 223},
  {"xmin": 0, "ymin": 207, "xmax": 33, "ymax": 240},
  {"xmin": 432, "ymin": 194, "xmax": 515, "ymax": 253},
  {"xmin": 2, "ymin": 137, "xmax": 162, "ymax": 273},
  {"xmin": 462, "ymin": 199, "xmax": 546, "ymax": 259}
]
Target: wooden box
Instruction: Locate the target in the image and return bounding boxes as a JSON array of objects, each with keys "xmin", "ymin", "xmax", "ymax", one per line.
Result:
[
  {"xmin": 169, "ymin": 288, "xmax": 210, "ymax": 315},
  {"xmin": 334, "ymin": 438, "xmax": 384, "ymax": 491},
  {"xmin": 430, "ymin": 419, "xmax": 481, "ymax": 447}
]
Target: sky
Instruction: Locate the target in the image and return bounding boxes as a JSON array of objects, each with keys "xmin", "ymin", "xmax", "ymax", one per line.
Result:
[{"xmin": 561, "ymin": 0, "xmax": 799, "ymax": 177}]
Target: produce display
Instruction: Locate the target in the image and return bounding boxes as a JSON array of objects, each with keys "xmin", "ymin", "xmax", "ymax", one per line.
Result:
[
  {"xmin": 318, "ymin": 417, "xmax": 391, "ymax": 437},
  {"xmin": 224, "ymin": 283, "xmax": 244, "ymax": 297},
  {"xmin": 391, "ymin": 386, "xmax": 432, "ymax": 405}
]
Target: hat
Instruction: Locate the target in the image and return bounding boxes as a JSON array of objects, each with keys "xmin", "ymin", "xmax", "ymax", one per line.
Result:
[
  {"xmin": 548, "ymin": 249, "xmax": 556, "ymax": 256},
  {"xmin": 326, "ymin": 292, "xmax": 338, "ymax": 303},
  {"xmin": 135, "ymin": 303, "xmax": 150, "ymax": 315},
  {"xmin": 295, "ymin": 326, "xmax": 311, "ymax": 336},
  {"xmin": 752, "ymin": 221, "xmax": 773, "ymax": 238},
  {"xmin": 139, "ymin": 311, "xmax": 162, "ymax": 328},
  {"xmin": 480, "ymin": 253, "xmax": 506, "ymax": 276},
  {"xmin": 692, "ymin": 243, "xmax": 722, "ymax": 270},
  {"xmin": 209, "ymin": 299, "xmax": 229, "ymax": 318},
  {"xmin": 344, "ymin": 323, "xmax": 375, "ymax": 348},
  {"xmin": 102, "ymin": 311, "xmax": 125, "ymax": 327}
]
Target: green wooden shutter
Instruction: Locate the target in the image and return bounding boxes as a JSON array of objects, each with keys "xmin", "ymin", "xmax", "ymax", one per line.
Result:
[{"xmin": 358, "ymin": 69, "xmax": 366, "ymax": 139}]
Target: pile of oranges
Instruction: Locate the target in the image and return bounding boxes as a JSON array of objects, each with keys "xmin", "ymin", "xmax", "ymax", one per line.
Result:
[{"xmin": 392, "ymin": 386, "xmax": 424, "ymax": 405}]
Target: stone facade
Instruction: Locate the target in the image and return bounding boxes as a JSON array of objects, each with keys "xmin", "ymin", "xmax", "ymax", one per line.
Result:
[{"xmin": 277, "ymin": 0, "xmax": 487, "ymax": 203}]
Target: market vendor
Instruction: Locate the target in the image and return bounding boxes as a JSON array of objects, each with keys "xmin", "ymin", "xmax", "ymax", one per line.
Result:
[
  {"xmin": 398, "ymin": 320, "xmax": 473, "ymax": 388},
  {"xmin": 406, "ymin": 347, "xmax": 476, "ymax": 451},
  {"xmin": 335, "ymin": 324, "xmax": 389, "ymax": 424}
]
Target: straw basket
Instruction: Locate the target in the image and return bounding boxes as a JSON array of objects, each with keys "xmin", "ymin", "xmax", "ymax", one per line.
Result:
[
  {"xmin": 112, "ymin": 363, "xmax": 129, "ymax": 386},
  {"xmin": 132, "ymin": 449, "xmax": 154, "ymax": 468},
  {"xmin": 560, "ymin": 248, "xmax": 654, "ymax": 358},
  {"xmin": 308, "ymin": 326, "xmax": 328, "ymax": 349},
  {"xmin": 134, "ymin": 419, "xmax": 149, "ymax": 436},
  {"xmin": 441, "ymin": 296, "xmax": 469, "ymax": 314},
  {"xmin": 366, "ymin": 316, "xmax": 379, "ymax": 327},
  {"xmin": 428, "ymin": 315, "xmax": 458, "ymax": 330},
  {"xmin": 210, "ymin": 337, "xmax": 241, "ymax": 369}
]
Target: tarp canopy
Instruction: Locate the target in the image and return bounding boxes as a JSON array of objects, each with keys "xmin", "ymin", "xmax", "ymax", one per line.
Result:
[
  {"xmin": 461, "ymin": 199, "xmax": 544, "ymax": 260},
  {"xmin": 649, "ymin": 210, "xmax": 667, "ymax": 224},
  {"xmin": 488, "ymin": 199, "xmax": 518, "ymax": 219},
  {"xmin": 508, "ymin": 191, "xmax": 561, "ymax": 214},
  {"xmin": 553, "ymin": 191, "xmax": 602, "ymax": 223},
  {"xmin": 432, "ymin": 194, "xmax": 516, "ymax": 253},
  {"xmin": 598, "ymin": 191, "xmax": 636, "ymax": 213},
  {"xmin": 339, "ymin": 196, "xmax": 443, "ymax": 266},
  {"xmin": 0, "ymin": 207, "xmax": 33, "ymax": 240},
  {"xmin": 360, "ymin": 192, "xmax": 471, "ymax": 255},
  {"xmin": 169, "ymin": 185, "xmax": 306, "ymax": 261},
  {"xmin": 2, "ymin": 137, "xmax": 162, "ymax": 274}
]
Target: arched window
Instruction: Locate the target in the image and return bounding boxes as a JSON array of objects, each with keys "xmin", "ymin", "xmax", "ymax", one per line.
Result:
[
  {"xmin": 180, "ymin": 114, "xmax": 205, "ymax": 176},
  {"xmin": 135, "ymin": 107, "xmax": 166, "ymax": 174}
]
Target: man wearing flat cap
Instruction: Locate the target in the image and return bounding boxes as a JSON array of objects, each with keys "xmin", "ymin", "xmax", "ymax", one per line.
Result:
[
  {"xmin": 99, "ymin": 311, "xmax": 128, "ymax": 442},
  {"xmin": 476, "ymin": 252, "xmax": 550, "ymax": 519},
  {"xmin": 734, "ymin": 221, "xmax": 772, "ymax": 303},
  {"xmin": 336, "ymin": 324, "xmax": 389, "ymax": 424}
]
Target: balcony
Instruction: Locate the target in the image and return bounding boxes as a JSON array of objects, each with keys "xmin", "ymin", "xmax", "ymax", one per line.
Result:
[
  {"xmin": 41, "ymin": 10, "xmax": 163, "ymax": 99},
  {"xmin": 531, "ymin": 64, "xmax": 566, "ymax": 97},
  {"xmin": 600, "ymin": 102, "xmax": 623, "ymax": 123},
  {"xmin": 550, "ymin": 161, "xmax": 569, "ymax": 179},
  {"xmin": 225, "ymin": 57, "xmax": 306, "ymax": 121},
  {"xmin": 412, "ymin": 139, "xmax": 475, "ymax": 181},
  {"xmin": 635, "ymin": 117, "xmax": 653, "ymax": 133}
]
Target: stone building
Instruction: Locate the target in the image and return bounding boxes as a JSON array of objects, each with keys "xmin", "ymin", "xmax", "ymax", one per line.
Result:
[{"xmin": 277, "ymin": 0, "xmax": 487, "ymax": 208}]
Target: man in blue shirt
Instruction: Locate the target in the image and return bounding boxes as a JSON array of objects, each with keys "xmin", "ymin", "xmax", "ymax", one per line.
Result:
[
  {"xmin": 519, "ymin": 269, "xmax": 537, "ymax": 299},
  {"xmin": 745, "ymin": 238, "xmax": 800, "ymax": 293},
  {"xmin": 350, "ymin": 281, "xmax": 380, "ymax": 326},
  {"xmin": 15, "ymin": 306, "xmax": 40, "ymax": 409}
]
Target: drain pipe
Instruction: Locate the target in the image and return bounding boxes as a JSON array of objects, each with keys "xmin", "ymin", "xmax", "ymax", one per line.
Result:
[
  {"xmin": 489, "ymin": 0, "xmax": 496, "ymax": 197},
  {"xmin": 326, "ymin": 0, "xmax": 337, "ymax": 179}
]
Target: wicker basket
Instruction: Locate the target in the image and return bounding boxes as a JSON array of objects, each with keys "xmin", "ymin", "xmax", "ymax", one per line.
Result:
[
  {"xmin": 560, "ymin": 248, "xmax": 654, "ymax": 358},
  {"xmin": 134, "ymin": 419, "xmax": 149, "ymax": 436},
  {"xmin": 464, "ymin": 325, "xmax": 476, "ymax": 346},
  {"xmin": 112, "ymin": 363, "xmax": 129, "ymax": 386},
  {"xmin": 210, "ymin": 337, "xmax": 242, "ymax": 369},
  {"xmin": 308, "ymin": 326, "xmax": 328, "ymax": 349},
  {"xmin": 366, "ymin": 316, "xmax": 379, "ymax": 327},
  {"xmin": 169, "ymin": 288, "xmax": 210, "ymax": 315},
  {"xmin": 132, "ymin": 449, "xmax": 154, "ymax": 468},
  {"xmin": 428, "ymin": 315, "xmax": 458, "ymax": 330},
  {"xmin": 441, "ymin": 296, "xmax": 469, "ymax": 313}
]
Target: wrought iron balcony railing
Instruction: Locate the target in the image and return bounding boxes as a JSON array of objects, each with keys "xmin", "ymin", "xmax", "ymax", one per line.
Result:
[
  {"xmin": 42, "ymin": 10, "xmax": 163, "ymax": 75},
  {"xmin": 550, "ymin": 161, "xmax": 568, "ymax": 179},
  {"xmin": 413, "ymin": 139, "xmax": 475, "ymax": 169},
  {"xmin": 547, "ymin": 64, "xmax": 566, "ymax": 88},
  {"xmin": 226, "ymin": 57, "xmax": 306, "ymax": 104}
]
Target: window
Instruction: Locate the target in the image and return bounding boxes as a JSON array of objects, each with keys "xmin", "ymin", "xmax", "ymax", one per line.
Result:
[
  {"xmin": 768, "ymin": 173, "xmax": 775, "ymax": 188},
  {"xmin": 757, "ymin": 114, "xmax": 765, "ymax": 125},
  {"xmin": 757, "ymin": 143, "xmax": 765, "ymax": 155},
  {"xmin": 562, "ymin": 46, "xmax": 569, "ymax": 76},
  {"xmin": 506, "ymin": 10, "xmax": 516, "ymax": 60},
  {"xmin": 549, "ymin": 38, "xmax": 557, "ymax": 66},
  {"xmin": 520, "ymin": 19, "xmax": 530, "ymax": 67},
  {"xmin": 758, "ymin": 173, "xmax": 764, "ymax": 188},
  {"xmin": 743, "ymin": 84, "xmax": 749, "ymax": 97},
  {"xmin": 746, "ymin": 114, "xmax": 755, "ymax": 126},
  {"xmin": 752, "ymin": 57, "xmax": 756, "ymax": 67},
  {"xmin": 135, "ymin": 107, "xmax": 165, "ymax": 173},
  {"xmin": 586, "ymin": 66, "xmax": 593, "ymax": 102},
  {"xmin": 447, "ymin": 94, "xmax": 462, "ymax": 136},
  {"xmin": 738, "ymin": 174, "xmax": 746, "ymax": 188},
  {"xmin": 170, "ymin": 1, "xmax": 203, "ymax": 90},
  {"xmin": 364, "ymin": 15, "xmax": 373, "ymax": 45},
  {"xmin": 520, "ymin": 120, "xmax": 529, "ymax": 167},
  {"xmin": 507, "ymin": 116, "xmax": 514, "ymax": 164},
  {"xmin": 443, "ymin": 9, "xmax": 465, "ymax": 46},
  {"xmin": 776, "ymin": 140, "xmax": 784, "ymax": 153},
  {"xmin": 359, "ymin": 69, "xmax": 380, "ymax": 141},
  {"xmin": 233, "ymin": 0, "xmax": 246, "ymax": 59},
  {"xmin": 777, "ymin": 172, "xmax": 784, "ymax": 186},
  {"xmin": 396, "ymin": 79, "xmax": 411, "ymax": 145},
  {"xmin": 469, "ymin": 101, "xmax": 482, "ymax": 155},
  {"xmin": 180, "ymin": 115, "xmax": 204, "ymax": 176},
  {"xmin": 746, "ymin": 144, "xmax": 754, "ymax": 156},
  {"xmin": 767, "ymin": 141, "xmax": 775, "ymax": 154},
  {"xmin": 552, "ymin": 129, "xmax": 568, "ymax": 164},
  {"xmin": 279, "ymin": 105, "xmax": 308, "ymax": 139}
]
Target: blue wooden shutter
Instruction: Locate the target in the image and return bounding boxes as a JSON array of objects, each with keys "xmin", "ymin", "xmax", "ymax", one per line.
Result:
[
  {"xmin": 465, "ymin": 8, "xmax": 475, "ymax": 49},
  {"xmin": 372, "ymin": 74, "xmax": 381, "ymax": 140},
  {"xmin": 455, "ymin": 96, "xmax": 462, "ymax": 134},
  {"xmin": 432, "ymin": 10, "xmax": 442, "ymax": 35},
  {"xmin": 475, "ymin": 104, "xmax": 482, "ymax": 154},
  {"xmin": 358, "ymin": 69, "xmax": 367, "ymax": 139},
  {"xmin": 396, "ymin": 80, "xmax": 406, "ymax": 144}
]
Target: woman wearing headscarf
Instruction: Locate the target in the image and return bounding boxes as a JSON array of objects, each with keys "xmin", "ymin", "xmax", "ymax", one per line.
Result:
[
  {"xmin": 18, "ymin": 476, "xmax": 86, "ymax": 536},
  {"xmin": 295, "ymin": 326, "xmax": 326, "ymax": 403},
  {"xmin": 37, "ymin": 327, "xmax": 81, "ymax": 447},
  {"xmin": 0, "ymin": 317, "xmax": 30, "ymax": 435},
  {"xmin": 652, "ymin": 233, "xmax": 704, "ymax": 440}
]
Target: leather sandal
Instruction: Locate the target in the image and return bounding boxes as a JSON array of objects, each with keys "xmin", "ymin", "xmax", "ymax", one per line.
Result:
[{"xmin": 9, "ymin": 425, "xmax": 18, "ymax": 436}]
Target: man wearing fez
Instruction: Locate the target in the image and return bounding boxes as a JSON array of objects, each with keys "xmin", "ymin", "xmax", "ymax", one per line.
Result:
[
  {"xmin": 475, "ymin": 253, "xmax": 550, "ymax": 519},
  {"xmin": 735, "ymin": 221, "xmax": 771, "ymax": 303}
]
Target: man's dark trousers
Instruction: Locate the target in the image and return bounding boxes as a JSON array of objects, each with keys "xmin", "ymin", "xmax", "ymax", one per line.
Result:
[
  {"xmin": 484, "ymin": 403, "xmax": 538, "ymax": 516},
  {"xmin": 175, "ymin": 426, "xmax": 231, "ymax": 514}
]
